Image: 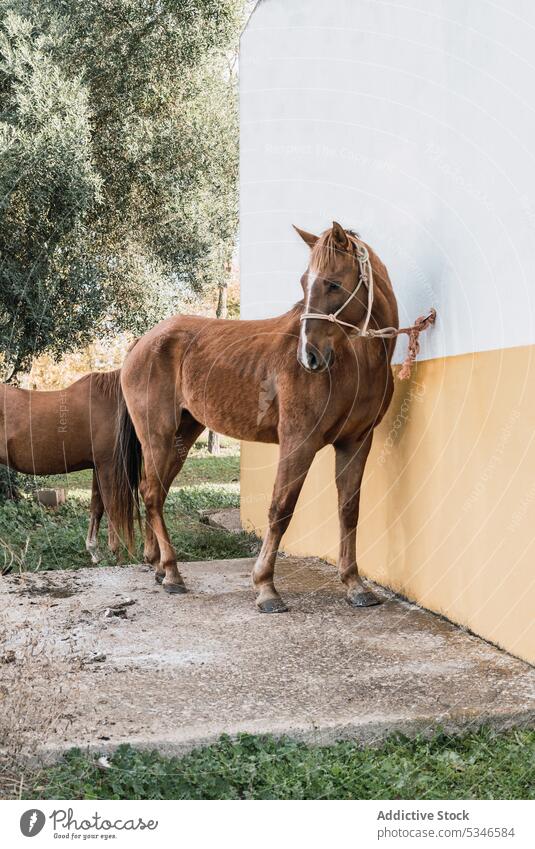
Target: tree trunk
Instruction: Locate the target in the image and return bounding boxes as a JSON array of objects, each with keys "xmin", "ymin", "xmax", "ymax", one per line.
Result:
[
  {"xmin": 215, "ymin": 279, "xmax": 228, "ymax": 320},
  {"xmin": 208, "ymin": 280, "xmax": 229, "ymax": 456},
  {"xmin": 207, "ymin": 429, "xmax": 220, "ymax": 456}
]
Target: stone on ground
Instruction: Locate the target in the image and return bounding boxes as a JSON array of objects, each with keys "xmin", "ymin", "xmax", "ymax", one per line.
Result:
[{"xmin": 200, "ymin": 507, "xmax": 242, "ymax": 533}]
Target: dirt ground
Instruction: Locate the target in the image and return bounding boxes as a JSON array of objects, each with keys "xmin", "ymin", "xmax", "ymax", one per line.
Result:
[{"xmin": 1, "ymin": 556, "xmax": 534, "ymax": 760}]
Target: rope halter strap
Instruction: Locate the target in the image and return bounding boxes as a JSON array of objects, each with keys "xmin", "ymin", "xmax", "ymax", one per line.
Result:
[
  {"xmin": 299, "ymin": 235, "xmax": 437, "ymax": 379},
  {"xmin": 300, "ymin": 240, "xmax": 376, "ymax": 337}
]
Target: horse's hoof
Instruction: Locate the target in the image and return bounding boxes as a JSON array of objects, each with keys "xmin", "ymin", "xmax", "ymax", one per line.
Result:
[
  {"xmin": 257, "ymin": 597, "xmax": 289, "ymax": 614},
  {"xmin": 163, "ymin": 582, "xmax": 187, "ymax": 595},
  {"xmin": 347, "ymin": 590, "xmax": 382, "ymax": 608},
  {"xmin": 155, "ymin": 573, "xmax": 164, "ymax": 585}
]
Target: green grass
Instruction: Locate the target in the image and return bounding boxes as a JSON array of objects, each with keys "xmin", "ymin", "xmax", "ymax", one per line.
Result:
[
  {"xmin": 33, "ymin": 436, "xmax": 241, "ymax": 493},
  {"xmin": 175, "ymin": 455, "xmax": 239, "ymax": 486},
  {"xmin": 28, "ymin": 729, "xmax": 535, "ymax": 800},
  {"xmin": 0, "ymin": 495, "xmax": 99, "ymax": 574},
  {"xmin": 177, "ymin": 435, "xmax": 240, "ymax": 486},
  {"xmin": 0, "ymin": 437, "xmax": 256, "ymax": 573},
  {"xmin": 26, "ymin": 468, "xmax": 95, "ymax": 492},
  {"xmin": 22, "ymin": 434, "xmax": 240, "ymax": 494}
]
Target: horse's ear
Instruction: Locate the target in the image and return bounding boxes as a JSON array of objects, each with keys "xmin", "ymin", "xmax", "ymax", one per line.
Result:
[
  {"xmin": 293, "ymin": 225, "xmax": 318, "ymax": 249},
  {"xmin": 332, "ymin": 221, "xmax": 349, "ymax": 249}
]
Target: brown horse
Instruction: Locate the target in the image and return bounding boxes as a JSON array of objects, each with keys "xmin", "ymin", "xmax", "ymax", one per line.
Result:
[
  {"xmin": 0, "ymin": 370, "xmax": 126, "ymax": 563},
  {"xmin": 112, "ymin": 222, "xmax": 399, "ymax": 611}
]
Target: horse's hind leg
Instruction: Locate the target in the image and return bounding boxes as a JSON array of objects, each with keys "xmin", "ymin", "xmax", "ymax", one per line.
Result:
[
  {"xmin": 94, "ymin": 463, "xmax": 122, "ymax": 563},
  {"xmin": 252, "ymin": 438, "xmax": 318, "ymax": 613},
  {"xmin": 137, "ymin": 426, "xmax": 191, "ymax": 593},
  {"xmin": 139, "ymin": 473, "xmax": 159, "ymax": 569},
  {"xmin": 334, "ymin": 433, "xmax": 381, "ymax": 607},
  {"xmin": 86, "ymin": 470, "xmax": 104, "ymax": 564},
  {"xmin": 141, "ymin": 414, "xmax": 204, "ymax": 584}
]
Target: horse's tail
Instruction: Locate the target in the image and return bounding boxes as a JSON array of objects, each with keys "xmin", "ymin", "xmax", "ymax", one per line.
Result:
[{"xmin": 111, "ymin": 394, "xmax": 142, "ymax": 554}]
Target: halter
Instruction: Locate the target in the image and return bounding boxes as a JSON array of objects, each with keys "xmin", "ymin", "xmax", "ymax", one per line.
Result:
[
  {"xmin": 299, "ymin": 233, "xmax": 437, "ymax": 379},
  {"xmin": 299, "ymin": 236, "xmax": 398, "ymax": 339}
]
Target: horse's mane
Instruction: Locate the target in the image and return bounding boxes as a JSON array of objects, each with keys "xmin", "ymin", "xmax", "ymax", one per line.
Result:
[
  {"xmin": 310, "ymin": 227, "xmax": 361, "ymax": 274},
  {"xmin": 89, "ymin": 369, "xmax": 122, "ymax": 399}
]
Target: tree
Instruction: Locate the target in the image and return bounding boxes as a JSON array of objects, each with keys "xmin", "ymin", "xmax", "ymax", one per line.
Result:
[
  {"xmin": 207, "ymin": 271, "xmax": 230, "ymax": 455},
  {"xmin": 0, "ymin": 0, "xmax": 243, "ymax": 381},
  {"xmin": 0, "ymin": 12, "xmax": 105, "ymax": 379}
]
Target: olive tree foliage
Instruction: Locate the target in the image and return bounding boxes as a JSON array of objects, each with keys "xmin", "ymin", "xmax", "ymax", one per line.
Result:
[
  {"xmin": 0, "ymin": 0, "xmax": 242, "ymax": 380},
  {"xmin": 0, "ymin": 12, "xmax": 104, "ymax": 380}
]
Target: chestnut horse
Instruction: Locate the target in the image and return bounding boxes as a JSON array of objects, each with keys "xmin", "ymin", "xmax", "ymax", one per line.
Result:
[
  {"xmin": 0, "ymin": 370, "xmax": 126, "ymax": 563},
  {"xmin": 112, "ymin": 222, "xmax": 399, "ymax": 611}
]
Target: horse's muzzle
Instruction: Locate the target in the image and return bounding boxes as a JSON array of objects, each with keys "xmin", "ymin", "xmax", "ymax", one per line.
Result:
[{"xmin": 298, "ymin": 344, "xmax": 334, "ymax": 373}]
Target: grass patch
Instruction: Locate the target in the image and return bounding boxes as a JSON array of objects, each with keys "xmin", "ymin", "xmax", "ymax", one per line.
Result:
[
  {"xmin": 164, "ymin": 487, "xmax": 256, "ymax": 562},
  {"xmin": 22, "ymin": 435, "xmax": 240, "ymax": 494},
  {"xmin": 0, "ymin": 441, "xmax": 257, "ymax": 573},
  {"xmin": 22, "ymin": 469, "xmax": 94, "ymax": 492},
  {"xmin": 0, "ymin": 496, "xmax": 99, "ymax": 574},
  {"xmin": 33, "ymin": 454, "xmax": 240, "ymax": 494},
  {"xmin": 28, "ymin": 729, "xmax": 535, "ymax": 800}
]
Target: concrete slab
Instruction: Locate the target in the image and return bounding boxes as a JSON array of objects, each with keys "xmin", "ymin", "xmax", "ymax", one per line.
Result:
[{"xmin": 1, "ymin": 558, "xmax": 534, "ymax": 760}]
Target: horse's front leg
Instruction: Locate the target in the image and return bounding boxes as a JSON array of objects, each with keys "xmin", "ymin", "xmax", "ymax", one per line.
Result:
[
  {"xmin": 253, "ymin": 438, "xmax": 318, "ymax": 613},
  {"xmin": 334, "ymin": 432, "xmax": 381, "ymax": 607}
]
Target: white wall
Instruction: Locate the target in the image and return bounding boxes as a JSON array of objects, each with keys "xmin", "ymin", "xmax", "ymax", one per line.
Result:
[{"xmin": 240, "ymin": 0, "xmax": 535, "ymax": 362}]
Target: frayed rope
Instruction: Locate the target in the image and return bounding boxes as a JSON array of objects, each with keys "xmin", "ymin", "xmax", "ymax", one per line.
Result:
[{"xmin": 397, "ymin": 309, "xmax": 437, "ymax": 381}]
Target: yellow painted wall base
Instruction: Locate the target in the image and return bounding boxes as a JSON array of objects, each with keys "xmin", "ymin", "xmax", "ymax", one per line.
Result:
[{"xmin": 241, "ymin": 347, "xmax": 535, "ymax": 665}]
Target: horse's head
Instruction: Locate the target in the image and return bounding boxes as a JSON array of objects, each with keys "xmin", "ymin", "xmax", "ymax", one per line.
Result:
[{"xmin": 295, "ymin": 221, "xmax": 369, "ymax": 372}]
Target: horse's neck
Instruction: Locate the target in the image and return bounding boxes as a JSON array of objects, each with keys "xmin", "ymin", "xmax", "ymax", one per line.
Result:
[
  {"xmin": 370, "ymin": 269, "xmax": 398, "ymax": 333},
  {"xmin": 273, "ymin": 303, "xmax": 304, "ymax": 331}
]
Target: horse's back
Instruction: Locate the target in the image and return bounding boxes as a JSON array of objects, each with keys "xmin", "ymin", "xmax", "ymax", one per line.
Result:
[
  {"xmin": 121, "ymin": 311, "xmax": 300, "ymax": 442},
  {"xmin": 0, "ymin": 373, "xmax": 120, "ymax": 475}
]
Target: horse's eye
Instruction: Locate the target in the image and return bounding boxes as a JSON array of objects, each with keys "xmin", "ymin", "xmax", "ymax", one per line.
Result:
[{"xmin": 328, "ymin": 281, "xmax": 341, "ymax": 292}]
